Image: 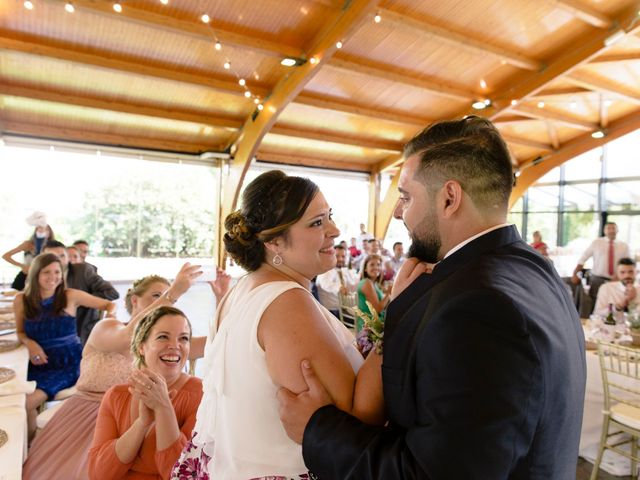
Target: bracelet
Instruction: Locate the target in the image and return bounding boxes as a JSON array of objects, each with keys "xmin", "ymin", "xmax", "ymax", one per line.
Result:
[{"xmin": 164, "ymin": 291, "xmax": 178, "ymax": 304}]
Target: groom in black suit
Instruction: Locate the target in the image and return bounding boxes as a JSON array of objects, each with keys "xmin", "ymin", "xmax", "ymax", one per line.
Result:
[{"xmin": 278, "ymin": 116, "xmax": 586, "ymax": 479}]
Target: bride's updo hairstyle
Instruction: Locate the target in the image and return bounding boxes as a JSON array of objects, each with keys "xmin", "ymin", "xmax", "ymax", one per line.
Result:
[{"xmin": 224, "ymin": 170, "xmax": 319, "ymax": 271}]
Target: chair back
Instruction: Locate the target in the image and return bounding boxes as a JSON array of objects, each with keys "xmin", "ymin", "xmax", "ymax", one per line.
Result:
[
  {"xmin": 597, "ymin": 342, "xmax": 640, "ymax": 411},
  {"xmin": 338, "ymin": 292, "xmax": 357, "ymax": 330}
]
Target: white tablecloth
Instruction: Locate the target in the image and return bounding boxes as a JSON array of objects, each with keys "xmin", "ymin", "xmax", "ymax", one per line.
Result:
[
  {"xmin": 0, "ymin": 334, "xmax": 29, "ymax": 479},
  {"xmin": 580, "ymin": 348, "xmax": 640, "ymax": 476}
]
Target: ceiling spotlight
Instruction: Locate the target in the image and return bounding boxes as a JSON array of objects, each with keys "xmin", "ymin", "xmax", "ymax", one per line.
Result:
[
  {"xmin": 374, "ymin": 12, "xmax": 381, "ymax": 23},
  {"xmin": 309, "ymin": 57, "xmax": 318, "ymax": 65},
  {"xmin": 472, "ymin": 100, "xmax": 489, "ymax": 110},
  {"xmin": 64, "ymin": 2, "xmax": 75, "ymax": 13},
  {"xmin": 591, "ymin": 129, "xmax": 607, "ymax": 139},
  {"xmin": 24, "ymin": 0, "xmax": 34, "ymax": 10},
  {"xmin": 537, "ymin": 101, "xmax": 545, "ymax": 108},
  {"xmin": 159, "ymin": 0, "xmax": 168, "ymax": 4},
  {"xmin": 570, "ymin": 101, "xmax": 577, "ymax": 109},
  {"xmin": 281, "ymin": 58, "xmax": 297, "ymax": 67},
  {"xmin": 238, "ymin": 78, "xmax": 246, "ymax": 86},
  {"xmin": 480, "ymin": 79, "xmax": 487, "ymax": 89},
  {"xmin": 510, "ymin": 99, "xmax": 518, "ymax": 106},
  {"xmin": 201, "ymin": 14, "xmax": 210, "ymax": 23},
  {"xmin": 214, "ymin": 41, "xmax": 222, "ymax": 51},
  {"xmin": 223, "ymin": 61, "xmax": 231, "ymax": 70},
  {"xmin": 604, "ymin": 99, "xmax": 613, "ymax": 107},
  {"xmin": 244, "ymin": 91, "xmax": 252, "ymax": 98},
  {"xmin": 336, "ymin": 41, "xmax": 343, "ymax": 49},
  {"xmin": 113, "ymin": 2, "xmax": 122, "ymax": 12},
  {"xmin": 483, "ymin": 99, "xmax": 491, "ymax": 106},
  {"xmin": 257, "ymin": 104, "xmax": 264, "ymax": 111}
]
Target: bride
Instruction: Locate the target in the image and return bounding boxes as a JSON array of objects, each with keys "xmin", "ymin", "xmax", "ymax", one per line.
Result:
[{"xmin": 171, "ymin": 170, "xmax": 385, "ymax": 479}]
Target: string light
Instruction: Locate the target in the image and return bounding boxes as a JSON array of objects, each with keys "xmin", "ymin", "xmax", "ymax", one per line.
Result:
[
  {"xmin": 113, "ymin": 2, "xmax": 122, "ymax": 13},
  {"xmin": 510, "ymin": 99, "xmax": 518, "ymax": 106},
  {"xmin": 201, "ymin": 14, "xmax": 210, "ymax": 23},
  {"xmin": 537, "ymin": 101, "xmax": 545, "ymax": 108},
  {"xmin": 480, "ymin": 79, "xmax": 487, "ymax": 89},
  {"xmin": 336, "ymin": 41, "xmax": 343, "ymax": 49},
  {"xmin": 244, "ymin": 91, "xmax": 252, "ymax": 98},
  {"xmin": 23, "ymin": 1, "xmax": 34, "ymax": 10},
  {"xmin": 309, "ymin": 57, "xmax": 318, "ymax": 65},
  {"xmin": 223, "ymin": 61, "xmax": 231, "ymax": 70},
  {"xmin": 64, "ymin": 2, "xmax": 75, "ymax": 13},
  {"xmin": 159, "ymin": 0, "xmax": 168, "ymax": 5},
  {"xmin": 238, "ymin": 78, "xmax": 246, "ymax": 86},
  {"xmin": 257, "ymin": 104, "xmax": 264, "ymax": 111},
  {"xmin": 374, "ymin": 12, "xmax": 381, "ymax": 23},
  {"xmin": 214, "ymin": 41, "xmax": 222, "ymax": 51}
]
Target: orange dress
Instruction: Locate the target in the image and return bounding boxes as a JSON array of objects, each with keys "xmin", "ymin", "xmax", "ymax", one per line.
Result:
[{"xmin": 88, "ymin": 376, "xmax": 202, "ymax": 480}]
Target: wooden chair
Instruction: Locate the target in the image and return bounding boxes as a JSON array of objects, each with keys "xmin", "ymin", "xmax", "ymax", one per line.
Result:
[
  {"xmin": 338, "ymin": 292, "xmax": 357, "ymax": 331},
  {"xmin": 591, "ymin": 342, "xmax": 640, "ymax": 479}
]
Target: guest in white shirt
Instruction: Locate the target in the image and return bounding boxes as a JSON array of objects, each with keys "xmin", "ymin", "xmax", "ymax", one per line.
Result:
[
  {"xmin": 594, "ymin": 257, "xmax": 640, "ymax": 315},
  {"xmin": 388, "ymin": 242, "xmax": 406, "ymax": 276},
  {"xmin": 571, "ymin": 222, "xmax": 631, "ymax": 312},
  {"xmin": 316, "ymin": 245, "xmax": 358, "ymax": 318},
  {"xmin": 356, "ymin": 223, "xmax": 374, "ymax": 250}
]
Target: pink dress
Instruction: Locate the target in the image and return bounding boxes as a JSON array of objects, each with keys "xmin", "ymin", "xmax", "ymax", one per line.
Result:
[{"xmin": 23, "ymin": 348, "xmax": 133, "ymax": 480}]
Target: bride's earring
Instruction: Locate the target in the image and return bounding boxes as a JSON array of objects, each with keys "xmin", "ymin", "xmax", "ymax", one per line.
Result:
[{"xmin": 272, "ymin": 253, "xmax": 283, "ymax": 266}]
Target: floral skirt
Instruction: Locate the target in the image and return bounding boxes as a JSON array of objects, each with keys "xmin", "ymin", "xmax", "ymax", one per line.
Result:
[{"xmin": 170, "ymin": 431, "xmax": 316, "ymax": 480}]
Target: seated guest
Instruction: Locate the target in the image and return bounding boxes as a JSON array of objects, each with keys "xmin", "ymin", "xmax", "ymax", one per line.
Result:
[
  {"xmin": 67, "ymin": 245, "xmax": 83, "ymax": 265},
  {"xmin": 73, "ymin": 240, "xmax": 90, "ymax": 263},
  {"xmin": 88, "ymin": 306, "xmax": 203, "ymax": 480},
  {"xmin": 13, "ymin": 253, "xmax": 116, "ymax": 439},
  {"xmin": 594, "ymin": 257, "xmax": 640, "ymax": 315},
  {"xmin": 347, "ymin": 237, "xmax": 361, "ymax": 261},
  {"xmin": 315, "ymin": 245, "xmax": 359, "ymax": 318},
  {"xmin": 44, "ymin": 240, "xmax": 119, "ymax": 345},
  {"xmin": 356, "ymin": 254, "xmax": 390, "ymax": 331},
  {"xmin": 22, "ymin": 263, "xmax": 224, "ymax": 480},
  {"xmin": 530, "ymin": 230, "xmax": 545, "ymax": 250},
  {"xmin": 388, "ymin": 241, "xmax": 405, "ymax": 276}
]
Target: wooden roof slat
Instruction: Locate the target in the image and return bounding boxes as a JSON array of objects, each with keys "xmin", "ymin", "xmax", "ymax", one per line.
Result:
[
  {"xmin": 377, "ymin": 155, "xmax": 405, "ymax": 173},
  {"xmin": 270, "ymin": 125, "xmax": 402, "ymax": 151},
  {"xmin": 556, "ymin": 0, "xmax": 613, "ymax": 29},
  {"xmin": 599, "ymin": 94, "xmax": 609, "ymax": 128},
  {"xmin": 378, "ymin": 7, "xmax": 543, "ymax": 71},
  {"xmin": 256, "ymin": 151, "xmax": 372, "ymax": 173},
  {"xmin": 591, "ymin": 52, "xmax": 640, "ymax": 63},
  {"xmin": 0, "ymin": 82, "xmax": 243, "ymax": 130},
  {"xmin": 500, "ymin": 132, "xmax": 555, "ymax": 151},
  {"xmin": 329, "ymin": 57, "xmax": 476, "ymax": 101},
  {"xmin": 2, "ymin": 120, "xmax": 221, "ymax": 153},
  {"xmin": 546, "ymin": 121, "xmax": 560, "ymax": 149},
  {"xmin": 512, "ymin": 103, "xmax": 597, "ymax": 131},
  {"xmin": 532, "ymin": 86, "xmax": 591, "ymax": 97},
  {"xmin": 0, "ymin": 35, "xmax": 269, "ymax": 97},
  {"xmin": 566, "ymin": 71, "xmax": 640, "ymax": 105},
  {"xmin": 39, "ymin": 0, "xmax": 303, "ymax": 59}
]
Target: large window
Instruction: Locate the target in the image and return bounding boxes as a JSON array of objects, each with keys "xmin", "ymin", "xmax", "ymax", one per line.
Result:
[{"xmin": 515, "ymin": 130, "xmax": 640, "ymax": 276}]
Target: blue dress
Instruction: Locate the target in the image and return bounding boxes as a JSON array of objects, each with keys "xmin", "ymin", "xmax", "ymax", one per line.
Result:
[{"xmin": 24, "ymin": 296, "xmax": 83, "ymax": 399}]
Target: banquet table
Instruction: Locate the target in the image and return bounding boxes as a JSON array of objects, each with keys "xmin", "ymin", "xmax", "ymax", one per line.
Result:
[{"xmin": 0, "ymin": 332, "xmax": 29, "ymax": 480}]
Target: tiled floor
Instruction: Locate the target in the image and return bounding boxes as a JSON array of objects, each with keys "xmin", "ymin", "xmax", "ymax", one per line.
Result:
[{"xmin": 577, "ymin": 458, "xmax": 632, "ymax": 479}]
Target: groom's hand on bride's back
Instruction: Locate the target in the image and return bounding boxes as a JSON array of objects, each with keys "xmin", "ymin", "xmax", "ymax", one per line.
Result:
[{"xmin": 277, "ymin": 359, "xmax": 333, "ymax": 444}]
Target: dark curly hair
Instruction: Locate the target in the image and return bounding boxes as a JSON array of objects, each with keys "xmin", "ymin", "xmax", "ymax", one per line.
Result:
[{"xmin": 224, "ymin": 170, "xmax": 319, "ymax": 271}]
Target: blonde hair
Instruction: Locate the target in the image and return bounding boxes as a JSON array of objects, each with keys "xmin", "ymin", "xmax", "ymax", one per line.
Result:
[
  {"xmin": 125, "ymin": 275, "xmax": 170, "ymax": 314},
  {"xmin": 130, "ymin": 306, "xmax": 191, "ymax": 368}
]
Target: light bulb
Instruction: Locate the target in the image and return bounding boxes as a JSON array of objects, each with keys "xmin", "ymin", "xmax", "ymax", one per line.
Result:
[
  {"xmin": 253, "ymin": 97, "xmax": 260, "ymax": 104},
  {"xmin": 537, "ymin": 101, "xmax": 545, "ymax": 108},
  {"xmin": 201, "ymin": 14, "xmax": 210, "ymax": 23},
  {"xmin": 113, "ymin": 2, "xmax": 122, "ymax": 12},
  {"xmin": 64, "ymin": 2, "xmax": 75, "ymax": 13},
  {"xmin": 223, "ymin": 61, "xmax": 231, "ymax": 70},
  {"xmin": 309, "ymin": 57, "xmax": 318, "ymax": 65},
  {"xmin": 510, "ymin": 99, "xmax": 518, "ymax": 106},
  {"xmin": 257, "ymin": 104, "xmax": 264, "ymax": 111},
  {"xmin": 244, "ymin": 91, "xmax": 252, "ymax": 98},
  {"xmin": 238, "ymin": 78, "xmax": 246, "ymax": 86},
  {"xmin": 24, "ymin": 1, "xmax": 34, "ymax": 10},
  {"xmin": 214, "ymin": 41, "xmax": 222, "ymax": 51},
  {"xmin": 336, "ymin": 41, "xmax": 343, "ymax": 49},
  {"xmin": 374, "ymin": 13, "xmax": 381, "ymax": 23}
]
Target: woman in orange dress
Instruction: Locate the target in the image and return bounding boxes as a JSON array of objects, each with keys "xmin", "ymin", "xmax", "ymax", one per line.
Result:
[{"xmin": 88, "ymin": 306, "xmax": 202, "ymax": 480}]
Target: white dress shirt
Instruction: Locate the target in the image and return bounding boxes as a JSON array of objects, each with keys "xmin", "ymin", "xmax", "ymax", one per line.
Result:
[
  {"xmin": 578, "ymin": 238, "xmax": 631, "ymax": 279},
  {"xmin": 444, "ymin": 223, "xmax": 511, "ymax": 259},
  {"xmin": 315, "ymin": 267, "xmax": 359, "ymax": 311},
  {"xmin": 594, "ymin": 281, "xmax": 640, "ymax": 315}
]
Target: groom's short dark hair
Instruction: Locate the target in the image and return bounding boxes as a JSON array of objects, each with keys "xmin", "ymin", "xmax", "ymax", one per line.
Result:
[{"xmin": 403, "ymin": 116, "xmax": 513, "ymax": 212}]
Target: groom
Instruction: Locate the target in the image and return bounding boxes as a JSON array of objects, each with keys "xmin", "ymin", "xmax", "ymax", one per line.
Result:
[{"xmin": 277, "ymin": 116, "xmax": 586, "ymax": 479}]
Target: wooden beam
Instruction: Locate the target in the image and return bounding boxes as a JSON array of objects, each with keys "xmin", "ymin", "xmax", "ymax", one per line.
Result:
[
  {"xmin": 329, "ymin": 56, "xmax": 476, "ymax": 101},
  {"xmin": 513, "ymin": 104, "xmax": 598, "ymax": 131},
  {"xmin": 0, "ymin": 35, "xmax": 269, "ymax": 98},
  {"xmin": 493, "ymin": 115, "xmax": 536, "ymax": 124},
  {"xmin": 44, "ymin": 0, "xmax": 303, "ymax": 59},
  {"xmin": 471, "ymin": 5, "xmax": 640, "ymax": 120},
  {"xmin": 599, "ymin": 93, "xmax": 609, "ymax": 128},
  {"xmin": 294, "ymin": 93, "xmax": 430, "ymax": 126},
  {"xmin": 566, "ymin": 71, "xmax": 640, "ymax": 106},
  {"xmin": 368, "ymin": 171, "xmax": 380, "ymax": 237},
  {"xmin": 256, "ymin": 151, "xmax": 372, "ymax": 172},
  {"xmin": 378, "ymin": 8, "xmax": 542, "ymax": 71},
  {"xmin": 509, "ymin": 109, "xmax": 640, "ymax": 207},
  {"xmin": 269, "ymin": 125, "xmax": 402, "ymax": 151},
  {"xmin": 0, "ymin": 82, "xmax": 243, "ymax": 129},
  {"xmin": 500, "ymin": 132, "xmax": 554, "ymax": 151},
  {"xmin": 218, "ymin": 0, "xmax": 379, "ymax": 265},
  {"xmin": 556, "ymin": 0, "xmax": 612, "ymax": 29},
  {"xmin": 2, "ymin": 120, "xmax": 220, "ymax": 153},
  {"xmin": 590, "ymin": 52, "xmax": 640, "ymax": 63},
  {"xmin": 376, "ymin": 155, "xmax": 405, "ymax": 173},
  {"xmin": 374, "ymin": 169, "xmax": 401, "ymax": 240},
  {"xmin": 532, "ymin": 86, "xmax": 591, "ymax": 97},
  {"xmin": 546, "ymin": 121, "xmax": 560, "ymax": 149}
]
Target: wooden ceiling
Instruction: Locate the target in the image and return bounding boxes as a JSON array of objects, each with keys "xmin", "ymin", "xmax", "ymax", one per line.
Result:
[{"xmin": 1, "ymin": 0, "xmax": 640, "ymax": 180}]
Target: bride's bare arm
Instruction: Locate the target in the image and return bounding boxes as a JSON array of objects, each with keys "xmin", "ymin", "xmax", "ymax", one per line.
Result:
[{"xmin": 352, "ymin": 352, "xmax": 385, "ymax": 425}]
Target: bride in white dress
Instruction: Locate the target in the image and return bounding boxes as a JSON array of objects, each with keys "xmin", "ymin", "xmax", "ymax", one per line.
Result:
[{"xmin": 171, "ymin": 170, "xmax": 384, "ymax": 480}]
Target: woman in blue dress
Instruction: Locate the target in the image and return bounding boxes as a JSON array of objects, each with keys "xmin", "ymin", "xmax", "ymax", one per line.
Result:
[{"xmin": 13, "ymin": 252, "xmax": 116, "ymax": 439}]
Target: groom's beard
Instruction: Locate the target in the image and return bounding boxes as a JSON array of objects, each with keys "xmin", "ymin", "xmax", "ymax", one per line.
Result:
[{"xmin": 407, "ymin": 210, "xmax": 441, "ymax": 263}]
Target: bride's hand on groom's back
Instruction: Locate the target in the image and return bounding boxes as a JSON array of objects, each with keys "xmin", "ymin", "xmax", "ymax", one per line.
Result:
[{"xmin": 390, "ymin": 258, "xmax": 433, "ymax": 301}]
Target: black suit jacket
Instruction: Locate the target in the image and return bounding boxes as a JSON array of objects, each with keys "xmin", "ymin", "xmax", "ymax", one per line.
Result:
[
  {"xmin": 303, "ymin": 226, "xmax": 586, "ymax": 479},
  {"xmin": 66, "ymin": 263, "xmax": 119, "ymax": 345}
]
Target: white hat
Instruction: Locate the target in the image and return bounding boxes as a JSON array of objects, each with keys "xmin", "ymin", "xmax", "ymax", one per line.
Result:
[{"xmin": 25, "ymin": 211, "xmax": 48, "ymax": 228}]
